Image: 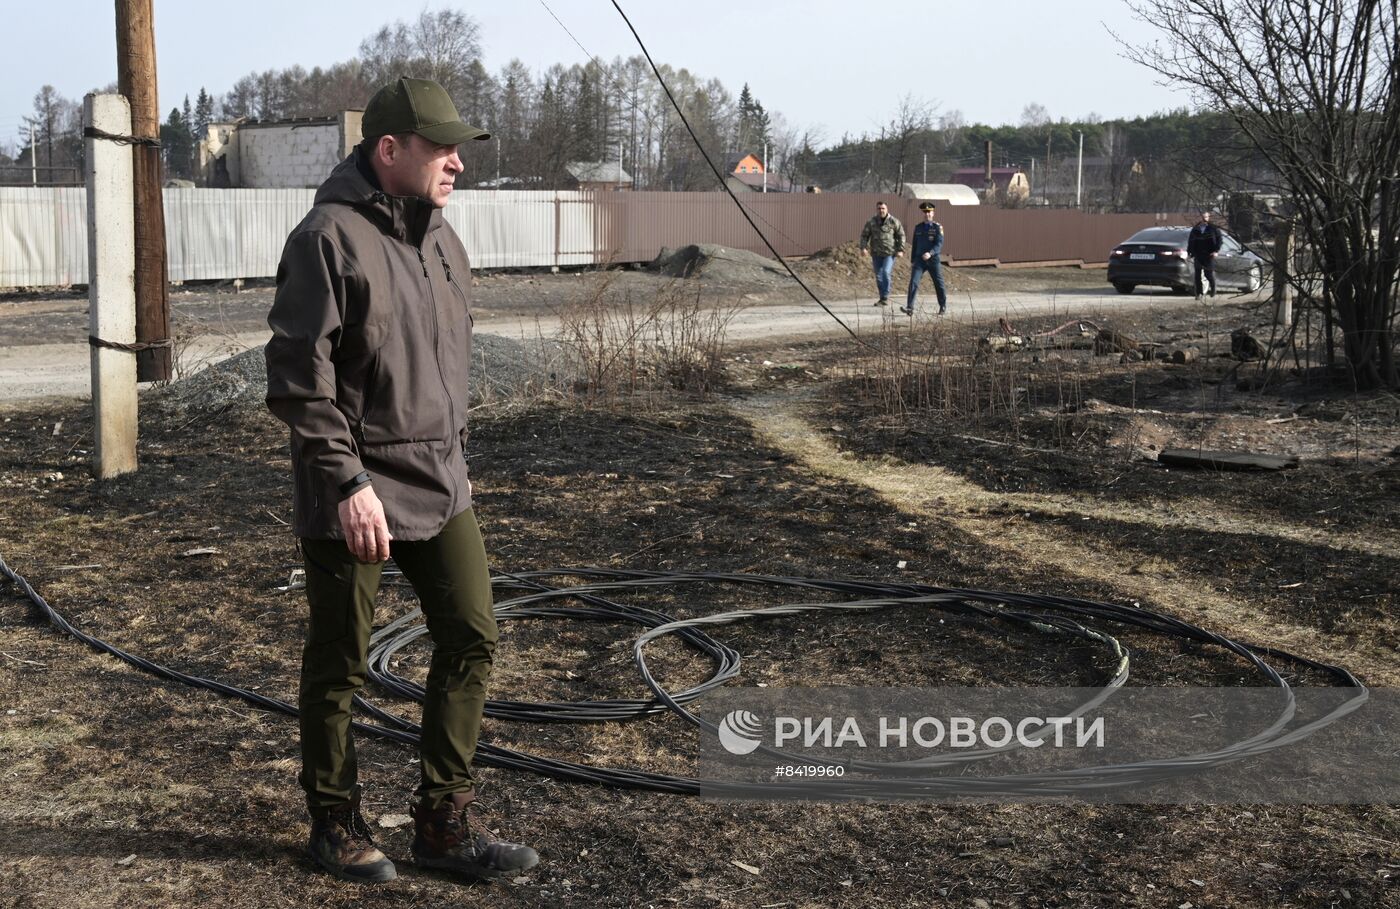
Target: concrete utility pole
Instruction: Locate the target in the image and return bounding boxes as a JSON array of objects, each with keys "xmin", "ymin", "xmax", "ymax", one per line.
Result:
[
  {"xmin": 922, "ymin": 152, "xmax": 927, "ymax": 184},
  {"xmin": 29, "ymin": 123, "xmax": 36, "ymax": 185},
  {"xmin": 116, "ymin": 0, "xmax": 172, "ymax": 381},
  {"xmin": 1045, "ymin": 134, "xmax": 1051, "ymax": 205},
  {"xmin": 984, "ymin": 140, "xmax": 994, "ymax": 202},
  {"xmin": 1076, "ymin": 131, "xmax": 1084, "ymax": 209},
  {"xmin": 762, "ymin": 141, "xmax": 768, "ymax": 192},
  {"xmin": 1274, "ymin": 219, "xmax": 1294, "ymax": 327},
  {"xmin": 84, "ymin": 94, "xmax": 138, "ymax": 478}
]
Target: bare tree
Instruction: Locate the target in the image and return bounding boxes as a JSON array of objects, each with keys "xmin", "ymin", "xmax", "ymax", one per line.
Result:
[
  {"xmin": 937, "ymin": 110, "xmax": 965, "ymax": 152},
  {"xmin": 22, "ymin": 86, "xmax": 81, "ymax": 181},
  {"xmin": 358, "ymin": 10, "xmax": 484, "ymax": 100},
  {"xmin": 1124, "ymin": 0, "xmax": 1400, "ymax": 389},
  {"xmin": 888, "ymin": 94, "xmax": 936, "ymax": 194}
]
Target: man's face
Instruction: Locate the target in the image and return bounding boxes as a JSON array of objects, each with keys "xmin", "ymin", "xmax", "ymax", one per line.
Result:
[
  {"xmin": 924, "ymin": 209, "xmax": 936, "ymax": 222},
  {"xmin": 1201, "ymin": 212, "xmax": 1212, "ymax": 223},
  {"xmin": 876, "ymin": 203, "xmax": 888, "ymax": 218},
  {"xmin": 377, "ymin": 133, "xmax": 464, "ymax": 208}
]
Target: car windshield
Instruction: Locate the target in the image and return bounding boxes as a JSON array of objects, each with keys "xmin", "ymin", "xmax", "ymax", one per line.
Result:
[{"xmin": 1125, "ymin": 229, "xmax": 1187, "ymax": 245}]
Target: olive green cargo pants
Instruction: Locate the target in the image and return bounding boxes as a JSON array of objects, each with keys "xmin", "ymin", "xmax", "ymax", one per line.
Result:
[{"xmin": 297, "ymin": 508, "xmax": 497, "ymax": 812}]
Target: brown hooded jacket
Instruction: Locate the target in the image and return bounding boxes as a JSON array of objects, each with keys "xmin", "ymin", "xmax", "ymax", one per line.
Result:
[{"xmin": 265, "ymin": 150, "xmax": 475, "ymax": 541}]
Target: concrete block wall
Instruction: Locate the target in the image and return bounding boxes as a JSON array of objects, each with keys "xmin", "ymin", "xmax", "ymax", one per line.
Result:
[{"xmin": 238, "ymin": 122, "xmax": 344, "ymax": 189}]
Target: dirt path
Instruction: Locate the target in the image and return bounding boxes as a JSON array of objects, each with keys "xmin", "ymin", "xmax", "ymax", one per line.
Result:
[{"xmin": 728, "ymin": 389, "xmax": 1400, "ymax": 686}]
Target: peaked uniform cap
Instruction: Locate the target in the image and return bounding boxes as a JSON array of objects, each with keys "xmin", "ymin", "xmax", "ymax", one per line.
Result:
[
  {"xmin": 918, "ymin": 201, "xmax": 937, "ymax": 211},
  {"xmin": 363, "ymin": 77, "xmax": 491, "ymax": 145}
]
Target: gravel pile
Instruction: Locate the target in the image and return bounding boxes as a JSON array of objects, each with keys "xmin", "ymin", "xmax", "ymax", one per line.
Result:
[
  {"xmin": 147, "ymin": 333, "xmax": 578, "ymax": 418},
  {"xmin": 651, "ymin": 244, "xmax": 790, "ymax": 284}
]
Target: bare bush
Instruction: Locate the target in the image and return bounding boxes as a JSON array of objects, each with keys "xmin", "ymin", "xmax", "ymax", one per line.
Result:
[
  {"xmin": 849, "ymin": 321, "xmax": 1096, "ymax": 448},
  {"xmin": 555, "ymin": 274, "xmax": 742, "ymax": 409}
]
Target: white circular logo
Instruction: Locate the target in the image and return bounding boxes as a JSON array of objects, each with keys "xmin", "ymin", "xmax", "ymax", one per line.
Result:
[{"xmin": 718, "ymin": 709, "xmax": 764, "ymax": 755}]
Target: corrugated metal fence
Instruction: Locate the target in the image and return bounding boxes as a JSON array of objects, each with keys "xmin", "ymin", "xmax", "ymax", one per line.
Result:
[{"xmin": 0, "ymin": 186, "xmax": 1189, "ymax": 287}]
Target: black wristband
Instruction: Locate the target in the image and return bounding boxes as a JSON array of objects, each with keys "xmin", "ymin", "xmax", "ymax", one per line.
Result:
[{"xmin": 339, "ymin": 471, "xmax": 371, "ymax": 495}]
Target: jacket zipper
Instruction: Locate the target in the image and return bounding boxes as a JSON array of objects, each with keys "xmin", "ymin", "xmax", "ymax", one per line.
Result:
[{"xmin": 418, "ymin": 247, "xmax": 462, "ymax": 503}]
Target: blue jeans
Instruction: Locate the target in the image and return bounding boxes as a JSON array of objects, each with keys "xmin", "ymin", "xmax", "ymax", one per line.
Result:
[
  {"xmin": 907, "ymin": 256, "xmax": 947, "ymax": 311},
  {"xmin": 870, "ymin": 254, "xmax": 894, "ymax": 299}
]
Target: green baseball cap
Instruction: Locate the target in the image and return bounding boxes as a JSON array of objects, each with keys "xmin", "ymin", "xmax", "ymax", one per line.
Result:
[{"xmin": 362, "ymin": 77, "xmax": 491, "ymax": 145}]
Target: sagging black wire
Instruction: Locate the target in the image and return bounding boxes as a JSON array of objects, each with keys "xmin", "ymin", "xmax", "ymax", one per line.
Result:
[
  {"xmin": 534, "ymin": 0, "xmax": 817, "ymax": 258},
  {"xmin": 0, "ymin": 557, "xmax": 1367, "ymax": 798},
  {"xmin": 607, "ymin": 0, "xmax": 884, "ymax": 350}
]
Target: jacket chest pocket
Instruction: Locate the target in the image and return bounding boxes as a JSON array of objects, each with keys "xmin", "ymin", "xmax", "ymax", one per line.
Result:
[{"xmin": 432, "ymin": 245, "xmax": 472, "ymax": 334}]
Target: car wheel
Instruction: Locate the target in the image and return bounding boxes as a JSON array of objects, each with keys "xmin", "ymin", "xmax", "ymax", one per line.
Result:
[
  {"xmin": 1113, "ymin": 282, "xmax": 1135, "ymax": 294},
  {"xmin": 1245, "ymin": 264, "xmax": 1262, "ymax": 293},
  {"xmin": 1171, "ymin": 285, "xmax": 1192, "ymax": 296}
]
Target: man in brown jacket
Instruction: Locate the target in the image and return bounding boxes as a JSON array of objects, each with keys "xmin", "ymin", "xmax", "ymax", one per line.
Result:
[{"xmin": 265, "ymin": 77, "xmax": 538, "ymax": 885}]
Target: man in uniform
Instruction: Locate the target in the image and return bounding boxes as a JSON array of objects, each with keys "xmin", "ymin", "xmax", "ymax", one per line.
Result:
[
  {"xmin": 1187, "ymin": 210, "xmax": 1223, "ymax": 299},
  {"xmin": 858, "ymin": 200, "xmax": 906, "ymax": 305},
  {"xmin": 903, "ymin": 201, "xmax": 947, "ymax": 315},
  {"xmin": 265, "ymin": 77, "xmax": 539, "ymax": 885}
]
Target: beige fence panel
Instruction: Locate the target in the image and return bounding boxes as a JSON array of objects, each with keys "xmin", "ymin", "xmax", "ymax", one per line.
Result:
[
  {"xmin": 1, "ymin": 185, "xmax": 1197, "ymax": 287},
  {"xmin": 163, "ymin": 188, "xmax": 314, "ymax": 281},
  {"xmin": 0, "ymin": 187, "xmax": 87, "ymax": 286}
]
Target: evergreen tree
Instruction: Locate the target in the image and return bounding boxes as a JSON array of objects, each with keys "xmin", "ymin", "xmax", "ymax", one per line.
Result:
[
  {"xmin": 572, "ymin": 66, "xmax": 602, "ymax": 161},
  {"xmin": 194, "ymin": 88, "xmax": 214, "ymax": 141},
  {"xmin": 160, "ymin": 105, "xmax": 195, "ymax": 180},
  {"xmin": 734, "ymin": 82, "xmax": 770, "ymax": 157}
]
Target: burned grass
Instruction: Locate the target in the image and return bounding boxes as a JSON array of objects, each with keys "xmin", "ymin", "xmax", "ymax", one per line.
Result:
[{"xmin": 0, "ymin": 330, "xmax": 1397, "ymax": 906}]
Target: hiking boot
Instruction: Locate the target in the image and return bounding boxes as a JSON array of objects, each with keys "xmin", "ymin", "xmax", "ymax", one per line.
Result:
[
  {"xmin": 307, "ymin": 787, "xmax": 397, "ymax": 883},
  {"xmin": 874, "ymin": 297, "xmax": 888, "ymax": 306},
  {"xmin": 899, "ymin": 307, "xmax": 914, "ymax": 316},
  {"xmin": 411, "ymin": 792, "xmax": 539, "ymax": 880}
]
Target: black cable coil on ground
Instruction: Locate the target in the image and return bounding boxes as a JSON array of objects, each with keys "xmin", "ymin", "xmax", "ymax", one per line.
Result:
[{"xmin": 0, "ymin": 557, "xmax": 1367, "ymax": 798}]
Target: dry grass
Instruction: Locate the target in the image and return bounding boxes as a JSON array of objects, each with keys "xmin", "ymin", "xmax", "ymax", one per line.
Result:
[{"xmin": 555, "ymin": 273, "xmax": 744, "ymax": 408}]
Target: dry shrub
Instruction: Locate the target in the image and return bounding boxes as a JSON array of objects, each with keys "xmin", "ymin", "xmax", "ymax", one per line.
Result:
[
  {"xmin": 850, "ymin": 321, "xmax": 1093, "ymax": 445},
  {"xmin": 556, "ymin": 273, "xmax": 743, "ymax": 408}
]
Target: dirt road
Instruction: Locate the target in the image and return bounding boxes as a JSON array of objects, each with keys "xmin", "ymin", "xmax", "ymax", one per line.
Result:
[{"xmin": 0, "ymin": 275, "xmax": 1259, "ymax": 406}]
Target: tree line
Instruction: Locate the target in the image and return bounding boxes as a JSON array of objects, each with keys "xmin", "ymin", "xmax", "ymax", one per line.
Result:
[
  {"xmin": 3, "ymin": 7, "xmax": 1232, "ymax": 205},
  {"xmin": 0, "ymin": 10, "xmax": 804, "ymax": 192}
]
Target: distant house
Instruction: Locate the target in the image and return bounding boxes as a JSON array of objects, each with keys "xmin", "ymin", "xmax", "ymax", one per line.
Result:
[
  {"xmin": 727, "ymin": 153, "xmax": 765, "ymax": 175},
  {"xmin": 565, "ymin": 161, "xmax": 631, "ymax": 191},
  {"xmin": 725, "ymin": 172, "xmax": 795, "ymax": 193},
  {"xmin": 473, "ymin": 175, "xmax": 547, "ymax": 190},
  {"xmin": 951, "ymin": 166, "xmax": 1031, "ymax": 202},
  {"xmin": 901, "ymin": 183, "xmax": 981, "ymax": 206},
  {"xmin": 199, "ymin": 111, "xmax": 363, "ymax": 188}
]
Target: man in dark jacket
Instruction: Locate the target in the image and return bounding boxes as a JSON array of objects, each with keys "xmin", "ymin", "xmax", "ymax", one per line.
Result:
[
  {"xmin": 903, "ymin": 201, "xmax": 946, "ymax": 315},
  {"xmin": 265, "ymin": 77, "xmax": 538, "ymax": 885},
  {"xmin": 1187, "ymin": 210, "xmax": 1224, "ymax": 298},
  {"xmin": 858, "ymin": 200, "xmax": 906, "ymax": 305}
]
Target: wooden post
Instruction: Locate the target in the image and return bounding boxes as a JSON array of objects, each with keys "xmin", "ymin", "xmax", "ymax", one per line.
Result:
[
  {"xmin": 115, "ymin": 0, "xmax": 171, "ymax": 381},
  {"xmin": 1273, "ymin": 219, "xmax": 1293, "ymax": 328},
  {"xmin": 85, "ymin": 93, "xmax": 138, "ymax": 479}
]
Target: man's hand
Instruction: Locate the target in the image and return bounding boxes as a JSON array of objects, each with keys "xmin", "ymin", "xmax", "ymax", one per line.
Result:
[
  {"xmin": 895, "ymin": 251, "xmax": 904, "ymax": 258},
  {"xmin": 339, "ymin": 484, "xmax": 393, "ymax": 562},
  {"xmin": 922, "ymin": 252, "xmax": 931, "ymax": 261}
]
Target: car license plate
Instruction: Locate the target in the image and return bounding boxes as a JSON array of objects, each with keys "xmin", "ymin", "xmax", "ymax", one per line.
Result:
[{"xmin": 1129, "ymin": 253, "xmax": 1155, "ymax": 260}]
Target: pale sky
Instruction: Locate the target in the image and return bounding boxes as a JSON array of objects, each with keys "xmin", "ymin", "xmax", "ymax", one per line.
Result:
[{"xmin": 1, "ymin": 1, "xmax": 1191, "ymax": 152}]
